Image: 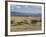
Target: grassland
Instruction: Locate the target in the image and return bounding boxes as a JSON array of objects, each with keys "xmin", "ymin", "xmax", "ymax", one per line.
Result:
[{"xmin": 11, "ymin": 16, "xmax": 42, "ymax": 32}]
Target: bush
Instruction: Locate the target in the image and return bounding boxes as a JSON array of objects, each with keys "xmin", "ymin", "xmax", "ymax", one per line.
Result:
[
  {"xmin": 38, "ymin": 20, "xmax": 42, "ymax": 22},
  {"xmin": 11, "ymin": 20, "xmax": 14, "ymax": 24},
  {"xmin": 24, "ymin": 20, "xmax": 28, "ymax": 24},
  {"xmin": 31, "ymin": 20, "xmax": 38, "ymax": 24},
  {"xmin": 15, "ymin": 21, "xmax": 24, "ymax": 26},
  {"xmin": 17, "ymin": 22, "xmax": 22, "ymax": 25}
]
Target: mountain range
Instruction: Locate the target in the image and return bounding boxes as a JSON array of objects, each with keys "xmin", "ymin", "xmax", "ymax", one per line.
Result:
[{"xmin": 11, "ymin": 12, "xmax": 41, "ymax": 16}]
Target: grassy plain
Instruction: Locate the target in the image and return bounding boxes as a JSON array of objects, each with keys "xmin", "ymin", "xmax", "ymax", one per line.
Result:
[{"xmin": 11, "ymin": 16, "xmax": 42, "ymax": 32}]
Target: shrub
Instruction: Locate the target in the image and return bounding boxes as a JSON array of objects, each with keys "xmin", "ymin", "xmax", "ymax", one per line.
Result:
[
  {"xmin": 24, "ymin": 20, "xmax": 28, "ymax": 24},
  {"xmin": 16, "ymin": 21, "xmax": 24, "ymax": 26},
  {"xmin": 38, "ymin": 20, "xmax": 42, "ymax": 22},
  {"xmin": 31, "ymin": 20, "xmax": 38, "ymax": 24},
  {"xmin": 17, "ymin": 22, "xmax": 22, "ymax": 25},
  {"xmin": 11, "ymin": 20, "xmax": 14, "ymax": 24}
]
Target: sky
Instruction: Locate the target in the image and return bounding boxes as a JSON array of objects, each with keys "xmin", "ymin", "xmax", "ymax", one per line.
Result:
[{"xmin": 10, "ymin": 4, "xmax": 42, "ymax": 16}]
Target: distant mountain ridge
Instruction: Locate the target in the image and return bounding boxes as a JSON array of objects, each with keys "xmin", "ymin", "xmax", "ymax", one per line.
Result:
[{"xmin": 11, "ymin": 12, "xmax": 41, "ymax": 16}]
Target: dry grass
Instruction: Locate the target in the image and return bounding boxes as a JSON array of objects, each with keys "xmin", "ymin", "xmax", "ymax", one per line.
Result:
[{"xmin": 11, "ymin": 16, "xmax": 42, "ymax": 32}]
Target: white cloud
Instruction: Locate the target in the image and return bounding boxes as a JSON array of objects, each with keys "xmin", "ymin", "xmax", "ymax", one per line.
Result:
[
  {"xmin": 25, "ymin": 5, "xmax": 28, "ymax": 7},
  {"xmin": 16, "ymin": 6, "xmax": 21, "ymax": 8}
]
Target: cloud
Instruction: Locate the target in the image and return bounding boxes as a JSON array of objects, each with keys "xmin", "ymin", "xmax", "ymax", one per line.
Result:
[
  {"xmin": 25, "ymin": 5, "xmax": 28, "ymax": 7},
  {"xmin": 10, "ymin": 5, "xmax": 42, "ymax": 14},
  {"xmin": 16, "ymin": 6, "xmax": 21, "ymax": 8}
]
